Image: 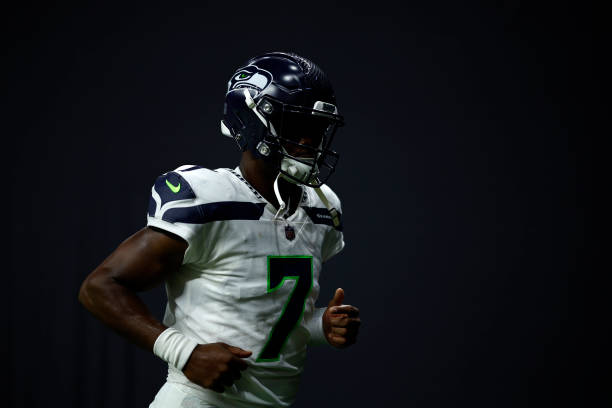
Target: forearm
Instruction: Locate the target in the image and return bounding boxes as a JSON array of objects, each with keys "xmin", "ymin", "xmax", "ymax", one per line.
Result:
[{"xmin": 78, "ymin": 267, "xmax": 166, "ymax": 351}]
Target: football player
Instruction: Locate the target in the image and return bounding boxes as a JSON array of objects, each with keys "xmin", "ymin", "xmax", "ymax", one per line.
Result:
[{"xmin": 78, "ymin": 51, "xmax": 360, "ymax": 407}]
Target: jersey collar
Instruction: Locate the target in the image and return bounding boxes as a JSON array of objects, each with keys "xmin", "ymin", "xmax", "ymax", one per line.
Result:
[{"xmin": 229, "ymin": 166, "xmax": 311, "ymax": 207}]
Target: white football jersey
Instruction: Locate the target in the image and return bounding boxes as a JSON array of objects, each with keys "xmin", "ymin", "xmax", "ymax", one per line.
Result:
[{"xmin": 146, "ymin": 165, "xmax": 345, "ymax": 407}]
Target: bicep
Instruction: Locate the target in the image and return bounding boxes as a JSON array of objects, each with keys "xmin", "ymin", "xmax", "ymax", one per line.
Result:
[{"xmin": 91, "ymin": 226, "xmax": 187, "ymax": 292}]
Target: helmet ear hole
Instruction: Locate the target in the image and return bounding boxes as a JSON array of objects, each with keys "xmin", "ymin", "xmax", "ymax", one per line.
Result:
[
  {"xmin": 259, "ymin": 100, "xmax": 274, "ymax": 114},
  {"xmin": 256, "ymin": 141, "xmax": 271, "ymax": 157}
]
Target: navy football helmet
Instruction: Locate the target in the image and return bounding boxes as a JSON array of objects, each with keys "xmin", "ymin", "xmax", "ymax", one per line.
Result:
[{"xmin": 221, "ymin": 52, "xmax": 344, "ymax": 188}]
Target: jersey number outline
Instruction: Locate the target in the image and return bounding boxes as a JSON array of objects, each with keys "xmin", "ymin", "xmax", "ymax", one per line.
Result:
[{"xmin": 256, "ymin": 255, "xmax": 313, "ymax": 362}]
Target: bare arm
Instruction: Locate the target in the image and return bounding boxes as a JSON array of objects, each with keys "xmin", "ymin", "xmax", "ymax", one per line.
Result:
[
  {"xmin": 78, "ymin": 225, "xmax": 251, "ymax": 392},
  {"xmin": 78, "ymin": 226, "xmax": 186, "ymax": 351}
]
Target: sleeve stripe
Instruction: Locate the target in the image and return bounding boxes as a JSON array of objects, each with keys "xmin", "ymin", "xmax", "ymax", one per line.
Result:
[
  {"xmin": 302, "ymin": 207, "xmax": 343, "ymax": 231},
  {"xmin": 162, "ymin": 202, "xmax": 267, "ymax": 224}
]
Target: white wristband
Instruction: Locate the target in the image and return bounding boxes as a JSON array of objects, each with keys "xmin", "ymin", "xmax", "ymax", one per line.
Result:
[
  {"xmin": 153, "ymin": 327, "xmax": 199, "ymax": 371},
  {"xmin": 305, "ymin": 307, "xmax": 328, "ymax": 346}
]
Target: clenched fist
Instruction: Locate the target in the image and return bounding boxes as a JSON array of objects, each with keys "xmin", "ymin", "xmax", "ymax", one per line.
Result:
[
  {"xmin": 182, "ymin": 342, "xmax": 252, "ymax": 393},
  {"xmin": 322, "ymin": 288, "xmax": 361, "ymax": 348}
]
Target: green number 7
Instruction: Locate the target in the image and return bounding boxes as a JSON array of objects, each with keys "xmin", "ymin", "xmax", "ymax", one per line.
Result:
[{"xmin": 256, "ymin": 256, "xmax": 314, "ymax": 362}]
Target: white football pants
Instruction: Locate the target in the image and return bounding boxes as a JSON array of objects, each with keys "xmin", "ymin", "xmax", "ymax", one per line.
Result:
[{"xmin": 148, "ymin": 382, "xmax": 218, "ymax": 408}]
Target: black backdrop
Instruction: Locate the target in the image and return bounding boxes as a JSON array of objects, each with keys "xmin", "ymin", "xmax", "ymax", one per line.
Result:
[{"xmin": 6, "ymin": 2, "xmax": 592, "ymax": 407}]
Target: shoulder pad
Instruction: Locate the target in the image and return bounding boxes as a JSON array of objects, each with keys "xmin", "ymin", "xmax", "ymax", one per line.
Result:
[{"xmin": 151, "ymin": 170, "xmax": 196, "ymax": 211}]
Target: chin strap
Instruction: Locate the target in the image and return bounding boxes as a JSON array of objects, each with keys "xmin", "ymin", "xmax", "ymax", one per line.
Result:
[
  {"xmin": 314, "ymin": 187, "xmax": 341, "ymax": 228},
  {"xmin": 273, "ymin": 172, "xmax": 288, "ymax": 219}
]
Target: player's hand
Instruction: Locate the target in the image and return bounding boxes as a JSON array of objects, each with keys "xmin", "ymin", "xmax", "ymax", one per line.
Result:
[
  {"xmin": 322, "ymin": 288, "xmax": 361, "ymax": 348},
  {"xmin": 182, "ymin": 342, "xmax": 252, "ymax": 393}
]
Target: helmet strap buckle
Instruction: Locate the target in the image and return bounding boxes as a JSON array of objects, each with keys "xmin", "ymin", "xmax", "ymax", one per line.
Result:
[{"xmin": 256, "ymin": 141, "xmax": 271, "ymax": 157}]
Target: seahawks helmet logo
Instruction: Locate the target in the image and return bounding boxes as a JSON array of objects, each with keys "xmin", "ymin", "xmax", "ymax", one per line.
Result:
[{"xmin": 227, "ymin": 65, "xmax": 273, "ymax": 95}]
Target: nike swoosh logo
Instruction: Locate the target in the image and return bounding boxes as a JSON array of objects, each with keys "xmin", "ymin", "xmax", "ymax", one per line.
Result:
[{"xmin": 165, "ymin": 179, "xmax": 181, "ymax": 193}]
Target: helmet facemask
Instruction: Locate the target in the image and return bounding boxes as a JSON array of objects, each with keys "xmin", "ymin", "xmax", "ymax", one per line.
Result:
[{"xmin": 252, "ymin": 95, "xmax": 343, "ymax": 188}]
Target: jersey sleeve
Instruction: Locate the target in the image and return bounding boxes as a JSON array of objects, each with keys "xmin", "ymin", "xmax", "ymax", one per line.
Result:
[
  {"xmin": 146, "ymin": 165, "xmax": 207, "ymax": 265},
  {"xmin": 321, "ymin": 225, "xmax": 344, "ymax": 262},
  {"xmin": 320, "ymin": 186, "xmax": 345, "ymax": 263}
]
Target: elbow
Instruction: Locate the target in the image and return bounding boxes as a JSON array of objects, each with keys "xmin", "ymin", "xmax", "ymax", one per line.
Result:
[
  {"xmin": 78, "ymin": 268, "xmax": 109, "ymax": 309},
  {"xmin": 78, "ymin": 274, "xmax": 95, "ymax": 308}
]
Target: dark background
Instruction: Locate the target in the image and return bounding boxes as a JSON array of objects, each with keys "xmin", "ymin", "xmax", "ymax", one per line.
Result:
[{"xmin": 6, "ymin": 1, "xmax": 593, "ymax": 407}]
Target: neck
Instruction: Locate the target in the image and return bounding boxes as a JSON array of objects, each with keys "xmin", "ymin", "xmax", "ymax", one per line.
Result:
[{"xmin": 239, "ymin": 152, "xmax": 303, "ymax": 213}]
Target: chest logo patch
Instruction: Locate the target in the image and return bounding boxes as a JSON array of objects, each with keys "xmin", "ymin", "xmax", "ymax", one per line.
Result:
[{"xmin": 284, "ymin": 225, "xmax": 296, "ymax": 241}]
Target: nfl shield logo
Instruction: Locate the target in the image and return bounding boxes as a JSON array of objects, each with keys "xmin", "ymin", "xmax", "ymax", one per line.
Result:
[{"xmin": 285, "ymin": 225, "xmax": 296, "ymax": 241}]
